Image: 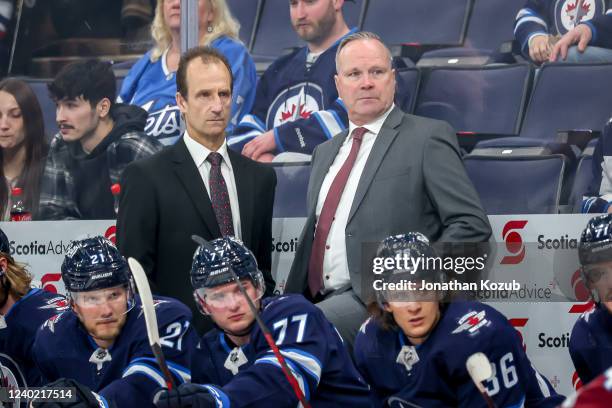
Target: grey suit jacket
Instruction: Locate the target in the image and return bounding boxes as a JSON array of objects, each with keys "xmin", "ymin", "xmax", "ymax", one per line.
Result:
[{"xmin": 285, "ymin": 107, "xmax": 491, "ymax": 301}]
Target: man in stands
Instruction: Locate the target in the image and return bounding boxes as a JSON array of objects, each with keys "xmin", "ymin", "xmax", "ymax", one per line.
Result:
[{"xmin": 38, "ymin": 59, "xmax": 162, "ymax": 220}]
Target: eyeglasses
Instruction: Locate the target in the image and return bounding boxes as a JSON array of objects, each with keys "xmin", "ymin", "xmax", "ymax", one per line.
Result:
[{"xmin": 71, "ymin": 287, "xmax": 128, "ymax": 308}]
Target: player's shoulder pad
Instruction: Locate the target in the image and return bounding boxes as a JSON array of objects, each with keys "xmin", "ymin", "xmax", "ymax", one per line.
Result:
[
  {"xmin": 354, "ymin": 317, "xmax": 389, "ymax": 355},
  {"xmin": 261, "ymin": 294, "xmax": 321, "ymax": 322},
  {"xmin": 138, "ymin": 296, "xmax": 193, "ymax": 327}
]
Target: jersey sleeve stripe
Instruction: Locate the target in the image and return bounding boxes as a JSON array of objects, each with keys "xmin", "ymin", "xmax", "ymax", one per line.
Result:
[
  {"xmin": 514, "ymin": 16, "xmax": 548, "ymax": 34},
  {"xmin": 312, "ymin": 111, "xmax": 340, "ymax": 140},
  {"xmin": 237, "ymin": 114, "xmax": 266, "ymax": 132},
  {"xmin": 531, "ymin": 364, "xmax": 553, "ymax": 398},
  {"xmin": 227, "ymin": 131, "xmax": 260, "ymax": 147},
  {"xmin": 255, "ymin": 356, "xmax": 311, "ymax": 401},
  {"xmin": 122, "ymin": 363, "xmax": 167, "ymax": 388},
  {"xmin": 201, "ymin": 384, "xmax": 232, "ymax": 408},
  {"xmin": 279, "ymin": 348, "xmax": 322, "ymax": 385},
  {"xmin": 124, "ymin": 358, "xmax": 191, "ymax": 384}
]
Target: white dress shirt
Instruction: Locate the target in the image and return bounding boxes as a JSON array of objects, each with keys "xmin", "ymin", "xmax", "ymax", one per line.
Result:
[
  {"xmin": 184, "ymin": 132, "xmax": 242, "ymax": 239},
  {"xmin": 315, "ymin": 104, "xmax": 395, "ymax": 292}
]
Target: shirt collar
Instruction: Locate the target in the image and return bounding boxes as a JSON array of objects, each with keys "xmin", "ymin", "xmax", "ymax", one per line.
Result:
[
  {"xmin": 348, "ymin": 104, "xmax": 395, "ymax": 138},
  {"xmin": 183, "ymin": 131, "xmax": 232, "ymax": 171}
]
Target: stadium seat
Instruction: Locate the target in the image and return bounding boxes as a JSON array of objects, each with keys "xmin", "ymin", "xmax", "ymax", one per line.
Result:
[
  {"xmin": 567, "ymin": 138, "xmax": 599, "ymax": 212},
  {"xmin": 395, "ymin": 67, "xmax": 420, "ymax": 113},
  {"xmin": 519, "ymin": 63, "xmax": 612, "ymax": 140},
  {"xmin": 227, "ymin": 0, "xmax": 262, "ymax": 49},
  {"xmin": 272, "ymin": 162, "xmax": 311, "ymax": 218},
  {"xmin": 362, "ymin": 0, "xmax": 470, "ymax": 49},
  {"xmin": 24, "ymin": 78, "xmax": 58, "ymax": 139},
  {"xmin": 464, "ymin": 154, "xmax": 565, "ymax": 214},
  {"xmin": 414, "ymin": 64, "xmax": 532, "ymax": 147},
  {"xmin": 251, "ymin": 0, "xmax": 364, "ymax": 59},
  {"xmin": 419, "ymin": 0, "xmax": 524, "ymax": 66}
]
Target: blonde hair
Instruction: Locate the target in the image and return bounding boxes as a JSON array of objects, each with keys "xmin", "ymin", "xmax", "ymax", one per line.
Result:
[
  {"xmin": 1, "ymin": 253, "xmax": 32, "ymax": 300},
  {"xmin": 150, "ymin": 0, "xmax": 241, "ymax": 62}
]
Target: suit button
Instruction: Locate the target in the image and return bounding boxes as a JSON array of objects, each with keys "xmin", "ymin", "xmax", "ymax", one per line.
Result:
[
  {"xmin": 325, "ymin": 245, "xmax": 330, "ymax": 250},
  {"xmin": 325, "ymin": 275, "xmax": 330, "ymax": 280}
]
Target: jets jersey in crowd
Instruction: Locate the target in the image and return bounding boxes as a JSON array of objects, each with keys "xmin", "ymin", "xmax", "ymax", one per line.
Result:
[
  {"xmin": 0, "ymin": 288, "xmax": 68, "ymax": 389},
  {"xmin": 514, "ymin": 0, "xmax": 612, "ymax": 60},
  {"xmin": 118, "ymin": 36, "xmax": 257, "ymax": 145},
  {"xmin": 354, "ymin": 301, "xmax": 564, "ymax": 408},
  {"xmin": 569, "ymin": 303, "xmax": 612, "ymax": 384},
  {"xmin": 190, "ymin": 294, "xmax": 371, "ymax": 407},
  {"xmin": 32, "ymin": 296, "xmax": 197, "ymax": 407}
]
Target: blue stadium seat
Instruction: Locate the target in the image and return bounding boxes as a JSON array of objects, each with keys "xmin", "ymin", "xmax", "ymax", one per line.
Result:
[
  {"xmin": 569, "ymin": 154, "xmax": 594, "ymax": 212},
  {"xmin": 520, "ymin": 63, "xmax": 612, "ymax": 140},
  {"xmin": 414, "ymin": 64, "xmax": 532, "ymax": 137},
  {"xmin": 272, "ymin": 162, "xmax": 311, "ymax": 218},
  {"xmin": 419, "ymin": 0, "xmax": 524, "ymax": 65},
  {"xmin": 464, "ymin": 154, "xmax": 565, "ymax": 214},
  {"xmin": 23, "ymin": 78, "xmax": 58, "ymax": 138},
  {"xmin": 227, "ymin": 0, "xmax": 261, "ymax": 49},
  {"xmin": 251, "ymin": 0, "xmax": 364, "ymax": 58},
  {"xmin": 362, "ymin": 0, "xmax": 470, "ymax": 48},
  {"xmin": 395, "ymin": 67, "xmax": 420, "ymax": 113}
]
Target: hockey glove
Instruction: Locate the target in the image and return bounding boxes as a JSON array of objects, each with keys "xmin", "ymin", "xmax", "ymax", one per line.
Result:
[
  {"xmin": 30, "ymin": 378, "xmax": 113, "ymax": 408},
  {"xmin": 154, "ymin": 383, "xmax": 217, "ymax": 408}
]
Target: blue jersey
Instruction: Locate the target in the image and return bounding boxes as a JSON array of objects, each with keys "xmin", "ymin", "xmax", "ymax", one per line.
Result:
[
  {"xmin": 514, "ymin": 0, "xmax": 612, "ymax": 60},
  {"xmin": 32, "ymin": 296, "xmax": 197, "ymax": 408},
  {"xmin": 118, "ymin": 36, "xmax": 257, "ymax": 145},
  {"xmin": 354, "ymin": 301, "xmax": 564, "ymax": 408},
  {"xmin": 569, "ymin": 303, "xmax": 612, "ymax": 384},
  {"xmin": 0, "ymin": 288, "xmax": 68, "ymax": 389},
  {"xmin": 192, "ymin": 294, "xmax": 371, "ymax": 407}
]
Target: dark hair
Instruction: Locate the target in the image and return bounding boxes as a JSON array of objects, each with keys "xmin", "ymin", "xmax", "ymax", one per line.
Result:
[
  {"xmin": 367, "ymin": 301, "xmax": 398, "ymax": 331},
  {"xmin": 176, "ymin": 46, "xmax": 233, "ymax": 98},
  {"xmin": 0, "ymin": 78, "xmax": 48, "ymax": 218},
  {"xmin": 48, "ymin": 59, "xmax": 116, "ymax": 108}
]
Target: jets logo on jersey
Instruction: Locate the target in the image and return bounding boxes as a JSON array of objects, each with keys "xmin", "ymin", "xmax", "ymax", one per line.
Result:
[
  {"xmin": 43, "ymin": 313, "xmax": 65, "ymax": 334},
  {"xmin": 141, "ymin": 101, "xmax": 182, "ymax": 145},
  {"xmin": 267, "ymin": 83, "xmax": 324, "ymax": 129},
  {"xmin": 452, "ymin": 310, "xmax": 490, "ymax": 334},
  {"xmin": 555, "ymin": 0, "xmax": 604, "ymax": 34},
  {"xmin": 137, "ymin": 299, "xmax": 168, "ymax": 319},
  {"xmin": 38, "ymin": 296, "xmax": 69, "ymax": 311},
  {"xmin": 0, "ymin": 353, "xmax": 27, "ymax": 407}
]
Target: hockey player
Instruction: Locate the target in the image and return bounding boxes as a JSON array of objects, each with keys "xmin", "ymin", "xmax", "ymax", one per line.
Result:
[
  {"xmin": 570, "ymin": 214, "xmax": 612, "ymax": 385},
  {"xmin": 0, "ymin": 227, "xmax": 68, "ymax": 391},
  {"xmin": 32, "ymin": 236, "xmax": 198, "ymax": 407},
  {"xmin": 154, "ymin": 236, "xmax": 371, "ymax": 407},
  {"xmin": 561, "ymin": 366, "xmax": 612, "ymax": 407},
  {"xmin": 354, "ymin": 232, "xmax": 564, "ymax": 407}
]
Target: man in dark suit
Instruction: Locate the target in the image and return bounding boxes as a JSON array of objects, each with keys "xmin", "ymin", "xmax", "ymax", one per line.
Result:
[
  {"xmin": 117, "ymin": 47, "xmax": 276, "ymax": 333},
  {"xmin": 286, "ymin": 32, "xmax": 491, "ymax": 347}
]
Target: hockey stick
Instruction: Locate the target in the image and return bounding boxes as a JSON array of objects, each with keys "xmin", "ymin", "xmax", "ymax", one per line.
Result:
[
  {"xmin": 191, "ymin": 235, "xmax": 311, "ymax": 408},
  {"xmin": 127, "ymin": 257, "xmax": 176, "ymax": 391},
  {"xmin": 466, "ymin": 353, "xmax": 497, "ymax": 408}
]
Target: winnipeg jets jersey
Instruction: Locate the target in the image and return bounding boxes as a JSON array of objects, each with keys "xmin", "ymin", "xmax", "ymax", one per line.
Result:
[
  {"xmin": 118, "ymin": 36, "xmax": 257, "ymax": 145},
  {"xmin": 32, "ymin": 296, "xmax": 197, "ymax": 407},
  {"xmin": 191, "ymin": 294, "xmax": 371, "ymax": 407},
  {"xmin": 569, "ymin": 303, "xmax": 612, "ymax": 384},
  {"xmin": 0, "ymin": 288, "xmax": 68, "ymax": 389},
  {"xmin": 354, "ymin": 301, "xmax": 564, "ymax": 407}
]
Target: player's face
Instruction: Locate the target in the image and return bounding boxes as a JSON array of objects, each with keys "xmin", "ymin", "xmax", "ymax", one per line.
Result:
[
  {"xmin": 0, "ymin": 91, "xmax": 26, "ymax": 151},
  {"xmin": 385, "ymin": 301, "xmax": 441, "ymax": 345},
  {"xmin": 201, "ymin": 280, "xmax": 260, "ymax": 335},
  {"xmin": 335, "ymin": 39, "xmax": 396, "ymax": 126},
  {"xmin": 55, "ymin": 97, "xmax": 101, "ymax": 144},
  {"xmin": 584, "ymin": 260, "xmax": 612, "ymax": 314},
  {"xmin": 290, "ymin": 0, "xmax": 338, "ymax": 44},
  {"xmin": 176, "ymin": 59, "xmax": 231, "ymax": 147},
  {"xmin": 72, "ymin": 286, "xmax": 129, "ymax": 348}
]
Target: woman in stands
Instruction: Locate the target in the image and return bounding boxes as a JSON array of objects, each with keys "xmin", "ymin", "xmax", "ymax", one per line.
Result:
[
  {"xmin": 0, "ymin": 78, "xmax": 48, "ymax": 220},
  {"xmin": 118, "ymin": 0, "xmax": 256, "ymax": 145}
]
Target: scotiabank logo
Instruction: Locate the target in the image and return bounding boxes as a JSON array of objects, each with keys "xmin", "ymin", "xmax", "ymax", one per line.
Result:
[
  {"xmin": 509, "ymin": 318, "xmax": 529, "ymax": 350},
  {"xmin": 569, "ymin": 300, "xmax": 595, "ymax": 314},
  {"xmin": 572, "ymin": 371, "xmax": 583, "ymax": 390},
  {"xmin": 500, "ymin": 221, "xmax": 528, "ymax": 265},
  {"xmin": 105, "ymin": 225, "xmax": 117, "ymax": 244},
  {"xmin": 41, "ymin": 273, "xmax": 62, "ymax": 293}
]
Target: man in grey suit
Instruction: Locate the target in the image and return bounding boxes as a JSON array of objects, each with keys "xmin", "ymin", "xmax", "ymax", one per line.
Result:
[{"xmin": 285, "ymin": 32, "xmax": 492, "ymax": 347}]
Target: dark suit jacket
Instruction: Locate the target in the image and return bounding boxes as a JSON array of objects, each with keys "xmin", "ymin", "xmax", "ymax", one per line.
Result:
[
  {"xmin": 117, "ymin": 138, "xmax": 276, "ymax": 332},
  {"xmin": 286, "ymin": 107, "xmax": 491, "ymax": 302}
]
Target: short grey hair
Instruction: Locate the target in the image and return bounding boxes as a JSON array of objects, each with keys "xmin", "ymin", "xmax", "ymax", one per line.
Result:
[{"xmin": 335, "ymin": 31, "xmax": 393, "ymax": 73}]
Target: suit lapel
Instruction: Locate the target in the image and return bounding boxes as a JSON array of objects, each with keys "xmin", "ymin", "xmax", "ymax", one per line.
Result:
[
  {"xmin": 309, "ymin": 131, "xmax": 350, "ymax": 211},
  {"xmin": 348, "ymin": 107, "xmax": 404, "ymax": 223},
  {"xmin": 229, "ymin": 150, "xmax": 254, "ymax": 246},
  {"xmin": 171, "ymin": 138, "xmax": 221, "ymax": 237}
]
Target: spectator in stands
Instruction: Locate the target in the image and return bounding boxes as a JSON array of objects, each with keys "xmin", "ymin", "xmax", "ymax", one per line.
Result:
[
  {"xmin": 515, "ymin": 0, "xmax": 612, "ymax": 64},
  {"xmin": 38, "ymin": 60, "xmax": 163, "ymax": 220},
  {"xmin": 118, "ymin": 0, "xmax": 256, "ymax": 145},
  {"xmin": 582, "ymin": 119, "xmax": 612, "ymax": 213},
  {"xmin": 0, "ymin": 78, "xmax": 48, "ymax": 220},
  {"xmin": 230, "ymin": 0, "xmax": 356, "ymax": 162},
  {"xmin": 550, "ymin": 9, "xmax": 612, "ymax": 61}
]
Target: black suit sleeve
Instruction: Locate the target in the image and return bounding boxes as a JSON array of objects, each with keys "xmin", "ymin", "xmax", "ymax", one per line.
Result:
[
  {"xmin": 257, "ymin": 165, "xmax": 277, "ymax": 296},
  {"xmin": 116, "ymin": 161, "xmax": 160, "ymax": 287},
  {"xmin": 423, "ymin": 122, "xmax": 492, "ymax": 243}
]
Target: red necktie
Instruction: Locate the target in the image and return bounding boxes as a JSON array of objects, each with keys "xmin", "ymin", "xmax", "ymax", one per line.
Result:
[
  {"xmin": 207, "ymin": 152, "xmax": 235, "ymax": 237},
  {"xmin": 308, "ymin": 127, "xmax": 367, "ymax": 297}
]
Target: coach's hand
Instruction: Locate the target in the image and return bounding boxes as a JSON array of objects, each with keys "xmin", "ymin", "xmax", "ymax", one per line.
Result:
[{"xmin": 154, "ymin": 384, "xmax": 217, "ymax": 408}]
